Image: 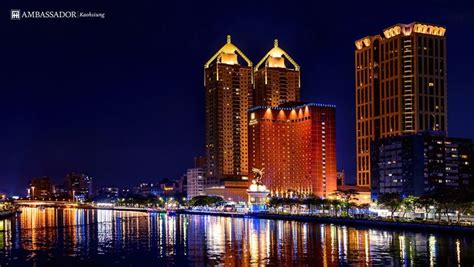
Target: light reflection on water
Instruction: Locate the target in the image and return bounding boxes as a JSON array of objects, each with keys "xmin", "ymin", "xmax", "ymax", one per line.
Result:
[{"xmin": 0, "ymin": 207, "xmax": 473, "ymax": 266}]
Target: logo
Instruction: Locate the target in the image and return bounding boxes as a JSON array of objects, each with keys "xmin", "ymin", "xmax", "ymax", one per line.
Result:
[
  {"xmin": 9, "ymin": 9, "xmax": 105, "ymax": 21},
  {"xmin": 11, "ymin": 9, "xmax": 20, "ymax": 20}
]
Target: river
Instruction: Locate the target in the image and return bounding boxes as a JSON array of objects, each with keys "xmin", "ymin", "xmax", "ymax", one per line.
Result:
[{"xmin": 0, "ymin": 207, "xmax": 473, "ymax": 266}]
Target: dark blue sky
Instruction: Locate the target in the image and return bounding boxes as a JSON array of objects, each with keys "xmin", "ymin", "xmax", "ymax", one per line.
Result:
[{"xmin": 1, "ymin": 0, "xmax": 474, "ymax": 195}]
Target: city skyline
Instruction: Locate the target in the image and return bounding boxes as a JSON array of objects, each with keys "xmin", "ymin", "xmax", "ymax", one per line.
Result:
[{"xmin": 2, "ymin": 1, "xmax": 474, "ymax": 195}]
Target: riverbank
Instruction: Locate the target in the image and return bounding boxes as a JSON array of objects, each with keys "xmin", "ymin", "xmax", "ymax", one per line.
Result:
[
  {"xmin": 179, "ymin": 210, "xmax": 474, "ymax": 234},
  {"xmin": 0, "ymin": 211, "xmax": 16, "ymax": 219}
]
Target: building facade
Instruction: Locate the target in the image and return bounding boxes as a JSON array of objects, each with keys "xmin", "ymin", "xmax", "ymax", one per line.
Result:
[
  {"xmin": 187, "ymin": 168, "xmax": 205, "ymax": 199},
  {"xmin": 204, "ymin": 35, "xmax": 253, "ymax": 185},
  {"xmin": 337, "ymin": 169, "xmax": 345, "ymax": 187},
  {"xmin": 371, "ymin": 132, "xmax": 473, "ymax": 200},
  {"xmin": 65, "ymin": 172, "xmax": 94, "ymax": 201},
  {"xmin": 254, "ymin": 40, "xmax": 300, "ymax": 106},
  {"xmin": 355, "ymin": 22, "xmax": 447, "ymax": 187},
  {"xmin": 249, "ymin": 103, "xmax": 337, "ymax": 198},
  {"xmin": 28, "ymin": 177, "xmax": 53, "ymax": 199}
]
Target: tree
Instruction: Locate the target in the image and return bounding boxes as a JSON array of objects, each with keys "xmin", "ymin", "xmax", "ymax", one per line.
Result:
[
  {"xmin": 451, "ymin": 189, "xmax": 474, "ymax": 224},
  {"xmin": 332, "ymin": 189, "xmax": 359, "ymax": 217},
  {"xmin": 329, "ymin": 199, "xmax": 342, "ymax": 217},
  {"xmin": 431, "ymin": 189, "xmax": 458, "ymax": 224},
  {"xmin": 303, "ymin": 195, "xmax": 322, "ymax": 214},
  {"xmin": 378, "ymin": 193, "xmax": 402, "ymax": 219},
  {"xmin": 414, "ymin": 195, "xmax": 435, "ymax": 220},
  {"xmin": 189, "ymin": 195, "xmax": 224, "ymax": 207},
  {"xmin": 400, "ymin": 195, "xmax": 418, "ymax": 219},
  {"xmin": 320, "ymin": 198, "xmax": 332, "ymax": 216}
]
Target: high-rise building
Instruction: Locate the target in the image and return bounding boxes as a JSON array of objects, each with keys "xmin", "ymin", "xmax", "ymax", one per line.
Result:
[
  {"xmin": 65, "ymin": 172, "xmax": 94, "ymax": 201},
  {"xmin": 187, "ymin": 168, "xmax": 205, "ymax": 199},
  {"xmin": 249, "ymin": 103, "xmax": 337, "ymax": 198},
  {"xmin": 204, "ymin": 35, "xmax": 253, "ymax": 185},
  {"xmin": 371, "ymin": 132, "xmax": 473, "ymax": 200},
  {"xmin": 28, "ymin": 176, "xmax": 53, "ymax": 199},
  {"xmin": 355, "ymin": 22, "xmax": 447, "ymax": 187},
  {"xmin": 254, "ymin": 39, "xmax": 300, "ymax": 106}
]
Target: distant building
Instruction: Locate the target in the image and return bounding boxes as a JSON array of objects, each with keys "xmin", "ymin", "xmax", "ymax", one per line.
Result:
[
  {"xmin": 134, "ymin": 183, "xmax": 154, "ymax": 197},
  {"xmin": 52, "ymin": 184, "xmax": 68, "ymax": 199},
  {"xmin": 355, "ymin": 22, "xmax": 448, "ymax": 187},
  {"xmin": 29, "ymin": 177, "xmax": 53, "ymax": 199},
  {"xmin": 175, "ymin": 174, "xmax": 187, "ymax": 196},
  {"xmin": 371, "ymin": 132, "xmax": 473, "ymax": 200},
  {"xmin": 187, "ymin": 168, "xmax": 205, "ymax": 199},
  {"xmin": 204, "ymin": 35, "xmax": 253, "ymax": 185},
  {"xmin": 160, "ymin": 181, "xmax": 178, "ymax": 197},
  {"xmin": 336, "ymin": 185, "xmax": 372, "ymax": 205},
  {"xmin": 65, "ymin": 172, "xmax": 94, "ymax": 201},
  {"xmin": 194, "ymin": 156, "xmax": 207, "ymax": 169},
  {"xmin": 337, "ymin": 170, "xmax": 345, "ymax": 187},
  {"xmin": 205, "ymin": 180, "xmax": 248, "ymax": 203},
  {"xmin": 99, "ymin": 187, "xmax": 119, "ymax": 200},
  {"xmin": 249, "ymin": 102, "xmax": 337, "ymax": 198}
]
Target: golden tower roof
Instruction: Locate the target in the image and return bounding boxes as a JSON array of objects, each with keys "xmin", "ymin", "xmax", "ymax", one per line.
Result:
[
  {"xmin": 255, "ymin": 39, "xmax": 300, "ymax": 71},
  {"xmin": 204, "ymin": 35, "xmax": 253, "ymax": 68}
]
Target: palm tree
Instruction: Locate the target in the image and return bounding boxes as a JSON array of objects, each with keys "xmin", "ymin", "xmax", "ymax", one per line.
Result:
[
  {"xmin": 320, "ymin": 198, "xmax": 332, "ymax": 216},
  {"xmin": 328, "ymin": 199, "xmax": 342, "ymax": 217},
  {"xmin": 304, "ymin": 195, "xmax": 322, "ymax": 214}
]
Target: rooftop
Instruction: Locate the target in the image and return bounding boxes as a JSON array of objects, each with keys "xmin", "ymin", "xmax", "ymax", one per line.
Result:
[
  {"xmin": 254, "ymin": 39, "xmax": 300, "ymax": 71},
  {"xmin": 204, "ymin": 35, "xmax": 252, "ymax": 68},
  {"xmin": 249, "ymin": 102, "xmax": 336, "ymax": 112}
]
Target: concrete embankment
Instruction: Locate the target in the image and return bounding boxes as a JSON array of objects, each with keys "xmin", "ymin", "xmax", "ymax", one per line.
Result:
[{"xmin": 179, "ymin": 210, "xmax": 474, "ymax": 234}]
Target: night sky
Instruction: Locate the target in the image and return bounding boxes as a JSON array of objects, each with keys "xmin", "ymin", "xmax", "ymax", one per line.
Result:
[{"xmin": 1, "ymin": 1, "xmax": 474, "ymax": 195}]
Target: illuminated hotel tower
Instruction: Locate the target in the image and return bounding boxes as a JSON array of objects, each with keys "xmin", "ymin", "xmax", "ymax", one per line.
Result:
[
  {"xmin": 204, "ymin": 35, "xmax": 253, "ymax": 185},
  {"xmin": 355, "ymin": 22, "xmax": 447, "ymax": 187},
  {"xmin": 249, "ymin": 103, "xmax": 337, "ymax": 198},
  {"xmin": 254, "ymin": 39, "xmax": 300, "ymax": 106}
]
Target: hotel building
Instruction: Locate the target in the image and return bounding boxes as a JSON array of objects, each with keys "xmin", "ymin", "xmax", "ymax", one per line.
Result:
[
  {"xmin": 249, "ymin": 103, "xmax": 337, "ymax": 198},
  {"xmin": 355, "ymin": 22, "xmax": 447, "ymax": 187},
  {"xmin": 204, "ymin": 35, "xmax": 253, "ymax": 185},
  {"xmin": 254, "ymin": 39, "xmax": 300, "ymax": 106}
]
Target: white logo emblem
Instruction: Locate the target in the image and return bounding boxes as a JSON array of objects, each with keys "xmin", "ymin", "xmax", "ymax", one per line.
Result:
[{"xmin": 11, "ymin": 10, "xmax": 21, "ymax": 20}]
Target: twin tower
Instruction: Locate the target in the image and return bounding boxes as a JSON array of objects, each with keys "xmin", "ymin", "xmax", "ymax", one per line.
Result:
[{"xmin": 204, "ymin": 35, "xmax": 336, "ymax": 198}]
